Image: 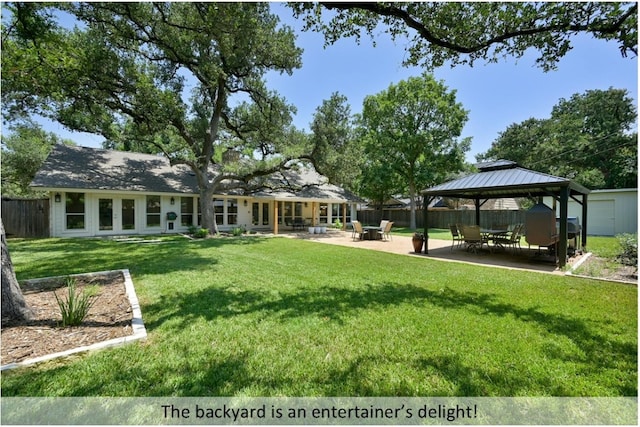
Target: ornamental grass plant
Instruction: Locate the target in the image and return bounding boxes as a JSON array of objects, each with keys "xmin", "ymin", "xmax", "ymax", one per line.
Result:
[{"xmin": 54, "ymin": 276, "xmax": 97, "ymax": 327}]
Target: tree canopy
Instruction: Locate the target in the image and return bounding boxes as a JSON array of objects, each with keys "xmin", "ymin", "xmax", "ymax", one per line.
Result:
[
  {"xmin": 290, "ymin": 2, "xmax": 637, "ymax": 71},
  {"xmin": 358, "ymin": 73, "xmax": 470, "ymax": 229},
  {"xmin": 1, "ymin": 121, "xmax": 74, "ymax": 198},
  {"xmin": 307, "ymin": 92, "xmax": 363, "ymax": 192},
  {"xmin": 478, "ymin": 88, "xmax": 637, "ymax": 189},
  {"xmin": 2, "ymin": 2, "xmax": 307, "ymax": 234}
]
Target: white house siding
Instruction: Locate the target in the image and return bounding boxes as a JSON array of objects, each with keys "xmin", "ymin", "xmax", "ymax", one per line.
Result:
[
  {"xmin": 546, "ymin": 188, "xmax": 637, "ymax": 236},
  {"xmin": 48, "ymin": 190, "xmax": 357, "ymax": 237}
]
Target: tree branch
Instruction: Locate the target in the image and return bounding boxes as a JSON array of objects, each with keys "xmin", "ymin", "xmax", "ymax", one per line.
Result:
[{"xmin": 321, "ymin": 2, "xmax": 637, "ymax": 55}]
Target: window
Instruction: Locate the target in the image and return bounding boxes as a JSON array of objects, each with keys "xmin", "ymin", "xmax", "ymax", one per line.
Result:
[
  {"xmin": 252, "ymin": 202, "xmax": 270, "ymax": 226},
  {"xmin": 262, "ymin": 202, "xmax": 269, "ymax": 225},
  {"xmin": 227, "ymin": 198, "xmax": 238, "ymax": 225},
  {"xmin": 319, "ymin": 203, "xmax": 328, "ymax": 224},
  {"xmin": 278, "ymin": 201, "xmax": 293, "ymax": 225},
  {"xmin": 252, "ymin": 203, "xmax": 260, "ymax": 226},
  {"xmin": 332, "ymin": 203, "xmax": 351, "ymax": 225},
  {"xmin": 146, "ymin": 195, "xmax": 161, "ymax": 227},
  {"xmin": 181, "ymin": 197, "xmax": 194, "ymax": 226},
  {"xmin": 197, "ymin": 198, "xmax": 202, "ymax": 226},
  {"xmin": 65, "ymin": 192, "xmax": 85, "ymax": 230},
  {"xmin": 214, "ymin": 199, "xmax": 224, "ymax": 225},
  {"xmin": 295, "ymin": 201, "xmax": 303, "ymax": 217}
]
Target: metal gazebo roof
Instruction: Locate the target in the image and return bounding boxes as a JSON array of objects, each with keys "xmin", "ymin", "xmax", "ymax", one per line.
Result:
[
  {"xmin": 421, "ymin": 160, "xmax": 590, "ymax": 267},
  {"xmin": 422, "ymin": 160, "xmax": 590, "ymax": 199}
]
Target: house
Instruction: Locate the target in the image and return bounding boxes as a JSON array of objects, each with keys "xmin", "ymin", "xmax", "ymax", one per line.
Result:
[{"xmin": 30, "ymin": 144, "xmax": 362, "ymax": 237}]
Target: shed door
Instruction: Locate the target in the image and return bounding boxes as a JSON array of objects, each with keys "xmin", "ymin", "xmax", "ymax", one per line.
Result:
[{"xmin": 588, "ymin": 200, "xmax": 615, "ymax": 236}]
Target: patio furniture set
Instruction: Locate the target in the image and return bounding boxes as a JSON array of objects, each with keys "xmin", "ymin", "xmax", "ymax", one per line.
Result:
[
  {"xmin": 351, "ymin": 220, "xmax": 394, "ymax": 241},
  {"xmin": 450, "ymin": 223, "xmax": 524, "ymax": 254},
  {"xmin": 285, "ymin": 217, "xmax": 310, "ymax": 231}
]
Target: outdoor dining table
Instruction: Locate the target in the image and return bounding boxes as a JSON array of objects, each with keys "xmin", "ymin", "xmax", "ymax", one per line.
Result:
[
  {"xmin": 362, "ymin": 226, "xmax": 382, "ymax": 240},
  {"xmin": 481, "ymin": 228, "xmax": 509, "ymax": 250}
]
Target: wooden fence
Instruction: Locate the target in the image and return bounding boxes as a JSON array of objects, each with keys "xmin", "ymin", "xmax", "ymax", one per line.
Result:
[
  {"xmin": 1, "ymin": 198, "xmax": 50, "ymax": 238},
  {"xmin": 358, "ymin": 208, "xmax": 526, "ymax": 229}
]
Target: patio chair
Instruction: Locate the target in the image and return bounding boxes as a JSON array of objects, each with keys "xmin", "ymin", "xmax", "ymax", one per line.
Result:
[
  {"xmin": 351, "ymin": 221, "xmax": 369, "ymax": 241},
  {"xmin": 377, "ymin": 220, "xmax": 388, "ymax": 239},
  {"xmin": 493, "ymin": 223, "xmax": 524, "ymax": 252},
  {"xmin": 511, "ymin": 223, "xmax": 524, "ymax": 252},
  {"xmin": 448, "ymin": 224, "xmax": 463, "ymax": 251},
  {"xmin": 462, "ymin": 225, "xmax": 490, "ymax": 254},
  {"xmin": 378, "ymin": 221, "xmax": 393, "ymax": 241},
  {"xmin": 350, "ymin": 220, "xmax": 359, "ymax": 240}
]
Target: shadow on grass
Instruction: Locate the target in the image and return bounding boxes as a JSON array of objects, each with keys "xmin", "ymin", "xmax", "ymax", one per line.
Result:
[
  {"xmin": 141, "ymin": 281, "xmax": 636, "ymax": 396},
  {"xmin": 8, "ymin": 236, "xmax": 269, "ymax": 280},
  {"xmin": 2, "ymin": 282, "xmax": 636, "ymax": 396}
]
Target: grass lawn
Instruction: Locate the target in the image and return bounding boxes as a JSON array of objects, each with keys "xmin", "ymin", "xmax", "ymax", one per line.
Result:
[{"xmin": 2, "ymin": 235, "xmax": 637, "ymax": 397}]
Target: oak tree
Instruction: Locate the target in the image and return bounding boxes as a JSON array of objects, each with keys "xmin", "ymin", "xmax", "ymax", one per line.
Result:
[
  {"xmin": 359, "ymin": 73, "xmax": 470, "ymax": 229},
  {"xmin": 2, "ymin": 2, "xmax": 305, "ymax": 235},
  {"xmin": 290, "ymin": 2, "xmax": 637, "ymax": 71},
  {"xmin": 478, "ymin": 88, "xmax": 637, "ymax": 189}
]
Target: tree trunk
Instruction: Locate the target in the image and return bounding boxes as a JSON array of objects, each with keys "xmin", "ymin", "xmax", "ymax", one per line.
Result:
[
  {"xmin": 1, "ymin": 220, "xmax": 32, "ymax": 323},
  {"xmin": 199, "ymin": 186, "xmax": 219, "ymax": 235},
  {"xmin": 408, "ymin": 181, "xmax": 417, "ymax": 230}
]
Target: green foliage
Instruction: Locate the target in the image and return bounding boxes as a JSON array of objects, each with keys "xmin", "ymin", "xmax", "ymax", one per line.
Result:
[
  {"xmin": 232, "ymin": 226, "xmax": 246, "ymax": 236},
  {"xmin": 332, "ymin": 219, "xmax": 343, "ymax": 229},
  {"xmin": 194, "ymin": 228, "xmax": 209, "ymax": 239},
  {"xmin": 308, "ymin": 92, "xmax": 364, "ymax": 191},
  {"xmin": 290, "ymin": 2, "xmax": 637, "ymax": 71},
  {"xmin": 616, "ymin": 233, "xmax": 638, "ymax": 266},
  {"xmin": 2, "ymin": 2, "xmax": 305, "ymax": 234},
  {"xmin": 0, "ymin": 121, "xmax": 73, "ymax": 198},
  {"xmin": 54, "ymin": 277, "xmax": 97, "ymax": 327},
  {"xmin": 358, "ymin": 72, "xmax": 470, "ymax": 228},
  {"xmin": 479, "ymin": 88, "xmax": 637, "ymax": 189}
]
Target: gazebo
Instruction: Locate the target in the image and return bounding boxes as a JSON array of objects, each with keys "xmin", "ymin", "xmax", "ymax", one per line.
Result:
[{"xmin": 422, "ymin": 160, "xmax": 590, "ymax": 267}]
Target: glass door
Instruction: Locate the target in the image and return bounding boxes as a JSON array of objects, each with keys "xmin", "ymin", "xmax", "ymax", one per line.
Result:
[
  {"xmin": 121, "ymin": 199, "xmax": 136, "ymax": 231},
  {"xmin": 99, "ymin": 198, "xmax": 113, "ymax": 231},
  {"xmin": 97, "ymin": 196, "xmax": 137, "ymax": 234}
]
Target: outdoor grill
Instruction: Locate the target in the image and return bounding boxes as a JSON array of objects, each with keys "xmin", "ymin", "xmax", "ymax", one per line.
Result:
[{"xmin": 557, "ymin": 217, "xmax": 582, "ymax": 255}]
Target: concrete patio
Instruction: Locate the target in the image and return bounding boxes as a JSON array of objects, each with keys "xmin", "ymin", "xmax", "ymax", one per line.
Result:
[{"xmin": 286, "ymin": 229, "xmax": 582, "ymax": 276}]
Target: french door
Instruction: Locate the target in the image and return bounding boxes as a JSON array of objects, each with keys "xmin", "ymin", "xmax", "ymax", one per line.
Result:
[{"xmin": 98, "ymin": 197, "xmax": 137, "ymax": 234}]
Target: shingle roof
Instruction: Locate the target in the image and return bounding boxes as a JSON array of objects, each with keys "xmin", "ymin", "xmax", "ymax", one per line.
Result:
[
  {"xmin": 31, "ymin": 144, "xmax": 362, "ymax": 202},
  {"xmin": 423, "ymin": 160, "xmax": 590, "ymax": 199},
  {"xmin": 31, "ymin": 144, "xmax": 200, "ymax": 193}
]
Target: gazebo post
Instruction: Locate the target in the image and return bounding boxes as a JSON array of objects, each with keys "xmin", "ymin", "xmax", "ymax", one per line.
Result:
[
  {"xmin": 581, "ymin": 193, "xmax": 588, "ymax": 250},
  {"xmin": 474, "ymin": 198, "xmax": 481, "ymax": 226},
  {"xmin": 423, "ymin": 196, "xmax": 430, "ymax": 254},
  {"xmin": 558, "ymin": 186, "xmax": 569, "ymax": 268}
]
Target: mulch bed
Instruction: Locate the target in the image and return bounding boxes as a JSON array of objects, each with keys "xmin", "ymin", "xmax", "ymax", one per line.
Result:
[
  {"xmin": 575, "ymin": 255, "xmax": 638, "ymax": 283},
  {"xmin": 1, "ymin": 271, "xmax": 133, "ymax": 366}
]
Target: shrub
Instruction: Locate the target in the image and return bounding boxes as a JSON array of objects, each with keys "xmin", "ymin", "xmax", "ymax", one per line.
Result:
[
  {"xmin": 54, "ymin": 277, "xmax": 97, "ymax": 327},
  {"xmin": 333, "ymin": 219, "xmax": 343, "ymax": 229},
  {"xmin": 194, "ymin": 227, "xmax": 209, "ymax": 238},
  {"xmin": 616, "ymin": 233, "xmax": 637, "ymax": 266},
  {"xmin": 232, "ymin": 225, "xmax": 246, "ymax": 236}
]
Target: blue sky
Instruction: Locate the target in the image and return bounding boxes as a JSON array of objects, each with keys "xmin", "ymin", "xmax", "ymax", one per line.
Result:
[{"xmin": 26, "ymin": 3, "xmax": 639, "ymax": 162}]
